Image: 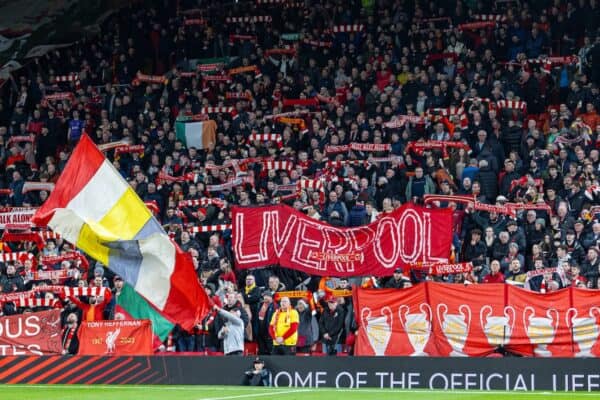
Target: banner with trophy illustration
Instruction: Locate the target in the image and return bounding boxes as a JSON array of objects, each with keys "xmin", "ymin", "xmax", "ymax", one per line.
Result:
[{"xmin": 354, "ymin": 282, "xmax": 600, "ymax": 357}]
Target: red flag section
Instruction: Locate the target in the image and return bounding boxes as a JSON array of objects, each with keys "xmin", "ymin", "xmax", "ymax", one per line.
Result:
[
  {"xmin": 354, "ymin": 282, "xmax": 600, "ymax": 357},
  {"xmin": 232, "ymin": 204, "xmax": 453, "ymax": 276}
]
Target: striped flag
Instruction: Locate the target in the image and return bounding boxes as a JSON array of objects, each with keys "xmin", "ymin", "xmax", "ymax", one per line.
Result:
[
  {"xmin": 175, "ymin": 119, "xmax": 217, "ymax": 150},
  {"xmin": 116, "ymin": 283, "xmax": 174, "ymax": 343},
  {"xmin": 32, "ymin": 135, "xmax": 210, "ymax": 331}
]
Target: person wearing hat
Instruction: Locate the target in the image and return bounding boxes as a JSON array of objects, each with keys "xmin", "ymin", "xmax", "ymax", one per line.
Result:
[
  {"xmin": 242, "ymin": 357, "xmax": 270, "ymax": 386},
  {"xmin": 319, "ymin": 295, "xmax": 345, "ymax": 355},
  {"xmin": 384, "ymin": 268, "xmax": 411, "ymax": 289}
]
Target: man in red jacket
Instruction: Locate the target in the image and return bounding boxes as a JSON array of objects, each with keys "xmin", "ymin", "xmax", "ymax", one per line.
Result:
[
  {"xmin": 63, "ymin": 289, "xmax": 112, "ymax": 322},
  {"xmin": 483, "ymin": 260, "xmax": 505, "ymax": 284}
]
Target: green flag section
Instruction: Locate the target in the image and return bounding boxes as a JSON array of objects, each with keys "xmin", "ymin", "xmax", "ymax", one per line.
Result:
[
  {"xmin": 116, "ymin": 283, "xmax": 174, "ymax": 342},
  {"xmin": 175, "ymin": 119, "xmax": 216, "ymax": 149}
]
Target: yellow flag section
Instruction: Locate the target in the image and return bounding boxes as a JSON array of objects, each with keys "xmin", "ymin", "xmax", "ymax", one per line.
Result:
[{"xmin": 32, "ymin": 135, "xmax": 210, "ymax": 331}]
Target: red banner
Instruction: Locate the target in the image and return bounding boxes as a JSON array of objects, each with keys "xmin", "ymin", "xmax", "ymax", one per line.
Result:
[
  {"xmin": 77, "ymin": 320, "xmax": 153, "ymax": 355},
  {"xmin": 232, "ymin": 204, "xmax": 453, "ymax": 276},
  {"xmin": 0, "ymin": 309, "xmax": 62, "ymax": 355},
  {"xmin": 354, "ymin": 283, "xmax": 600, "ymax": 357}
]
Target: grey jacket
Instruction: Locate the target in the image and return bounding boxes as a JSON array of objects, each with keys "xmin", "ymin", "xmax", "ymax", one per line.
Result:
[{"xmin": 218, "ymin": 308, "xmax": 245, "ymax": 355}]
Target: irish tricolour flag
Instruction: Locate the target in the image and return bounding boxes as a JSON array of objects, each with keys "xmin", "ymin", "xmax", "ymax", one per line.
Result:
[{"xmin": 175, "ymin": 119, "xmax": 217, "ymax": 149}]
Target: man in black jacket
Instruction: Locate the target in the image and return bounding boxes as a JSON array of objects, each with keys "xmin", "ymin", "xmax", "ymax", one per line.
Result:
[
  {"xmin": 384, "ymin": 268, "xmax": 411, "ymax": 288},
  {"xmin": 319, "ymin": 297, "xmax": 345, "ymax": 355},
  {"xmin": 242, "ymin": 274, "xmax": 261, "ymax": 340},
  {"xmin": 474, "ymin": 159, "xmax": 498, "ymax": 202}
]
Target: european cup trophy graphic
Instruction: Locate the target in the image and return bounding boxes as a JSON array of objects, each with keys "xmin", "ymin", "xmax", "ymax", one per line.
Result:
[
  {"xmin": 480, "ymin": 305, "xmax": 516, "ymax": 347},
  {"xmin": 566, "ymin": 307, "xmax": 600, "ymax": 357},
  {"xmin": 361, "ymin": 306, "xmax": 393, "ymax": 356},
  {"xmin": 437, "ymin": 304, "xmax": 471, "ymax": 356},
  {"xmin": 399, "ymin": 303, "xmax": 432, "ymax": 356},
  {"xmin": 523, "ymin": 307, "xmax": 559, "ymax": 357}
]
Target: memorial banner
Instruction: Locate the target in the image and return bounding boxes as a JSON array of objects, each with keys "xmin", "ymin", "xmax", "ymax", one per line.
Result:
[
  {"xmin": 232, "ymin": 204, "xmax": 453, "ymax": 276},
  {"xmin": 0, "ymin": 309, "xmax": 62, "ymax": 355},
  {"xmin": 78, "ymin": 319, "xmax": 152, "ymax": 355},
  {"xmin": 354, "ymin": 283, "xmax": 600, "ymax": 357}
]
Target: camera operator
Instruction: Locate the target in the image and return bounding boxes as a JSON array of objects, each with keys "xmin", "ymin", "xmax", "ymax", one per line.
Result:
[{"xmin": 242, "ymin": 358, "xmax": 270, "ymax": 386}]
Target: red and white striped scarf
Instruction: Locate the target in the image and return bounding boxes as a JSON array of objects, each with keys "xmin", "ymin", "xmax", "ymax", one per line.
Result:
[
  {"xmin": 157, "ymin": 171, "xmax": 200, "ymax": 183},
  {"xmin": 350, "ymin": 143, "xmax": 391, "ymax": 152},
  {"xmin": 17, "ymin": 298, "xmax": 58, "ymax": 308},
  {"xmin": 297, "ymin": 178, "xmax": 323, "ymax": 192},
  {"xmin": 41, "ymin": 252, "xmax": 88, "ymax": 270},
  {"xmin": 369, "ymin": 156, "xmax": 402, "ymax": 163},
  {"xmin": 53, "ymin": 74, "xmax": 79, "ymax": 83},
  {"xmin": 0, "ymin": 251, "xmax": 31, "ymax": 262},
  {"xmin": 405, "ymin": 140, "xmax": 471, "ymax": 158},
  {"xmin": 32, "ymin": 269, "xmax": 69, "ymax": 281},
  {"xmin": 183, "ymin": 18, "xmax": 206, "ymax": 25},
  {"xmin": 273, "ymin": 183, "xmax": 297, "ymax": 194},
  {"xmin": 114, "ymin": 144, "xmax": 144, "ymax": 158},
  {"xmin": 472, "ymin": 14, "xmax": 507, "ymax": 22},
  {"xmin": 40, "ymin": 230, "xmax": 61, "ymax": 240},
  {"xmin": 226, "ymin": 92, "xmax": 253, "ymax": 101},
  {"xmin": 461, "ymin": 97, "xmax": 494, "ymax": 110},
  {"xmin": 98, "ymin": 140, "xmax": 129, "ymax": 152},
  {"xmin": 265, "ymin": 48, "xmax": 296, "ymax": 57},
  {"xmin": 226, "ymin": 16, "xmax": 272, "ymax": 23},
  {"xmin": 200, "ymin": 107, "xmax": 238, "ymax": 119},
  {"xmin": 302, "ymin": 39, "xmax": 332, "ymax": 48},
  {"xmin": 197, "ymin": 63, "xmax": 224, "ymax": 73},
  {"xmin": 179, "ymin": 198, "xmax": 225, "ymax": 208},
  {"xmin": 427, "ymin": 107, "xmax": 469, "ymax": 129},
  {"xmin": 189, "ymin": 224, "xmax": 231, "ymax": 233},
  {"xmin": 383, "ymin": 115, "xmax": 427, "ymax": 128},
  {"xmin": 63, "ymin": 286, "xmax": 107, "ymax": 298},
  {"xmin": 325, "ymin": 145, "xmax": 350, "ymax": 154},
  {"xmin": 325, "ymin": 160, "xmax": 369, "ymax": 169},
  {"xmin": 458, "ymin": 21, "xmax": 496, "ymax": 30},
  {"xmin": 262, "ymin": 161, "xmax": 294, "ymax": 171},
  {"xmin": 228, "ymin": 34, "xmax": 257, "ymax": 45},
  {"xmin": 248, "ymin": 133, "xmax": 283, "ymax": 144},
  {"xmin": 6, "ymin": 135, "xmax": 35, "ymax": 147},
  {"xmin": 263, "ymin": 110, "xmax": 309, "ymax": 120},
  {"xmin": 228, "ymin": 65, "xmax": 262, "ymax": 79},
  {"xmin": 496, "ymin": 100, "xmax": 527, "ymax": 112},
  {"xmin": 330, "ymin": 24, "xmax": 364, "ymax": 33},
  {"xmin": 206, "ymin": 176, "xmax": 254, "ymax": 192},
  {"xmin": 202, "ymin": 74, "xmax": 231, "ymax": 82},
  {"xmin": 43, "ymin": 92, "xmax": 74, "ymax": 102},
  {"xmin": 134, "ymin": 73, "xmax": 167, "ymax": 85},
  {"xmin": 527, "ymin": 56, "xmax": 578, "ymax": 74}
]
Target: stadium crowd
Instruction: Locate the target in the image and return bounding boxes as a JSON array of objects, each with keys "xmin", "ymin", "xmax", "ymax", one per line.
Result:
[{"xmin": 0, "ymin": 0, "xmax": 599, "ymax": 356}]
